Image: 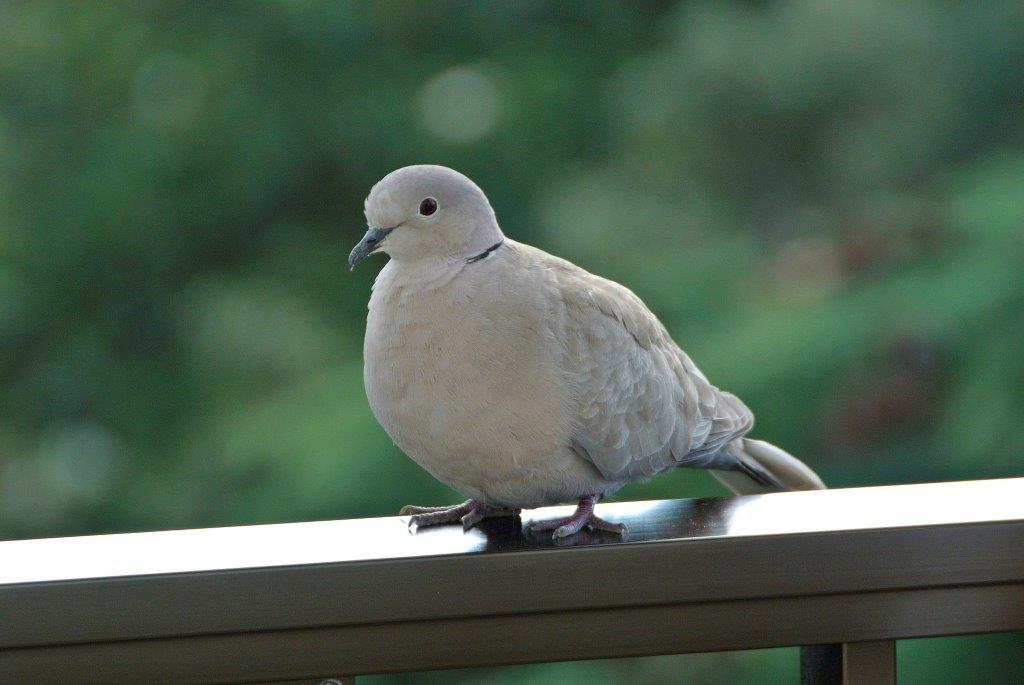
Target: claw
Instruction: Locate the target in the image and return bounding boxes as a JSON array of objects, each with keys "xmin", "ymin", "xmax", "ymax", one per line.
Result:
[
  {"xmin": 529, "ymin": 495, "xmax": 627, "ymax": 539},
  {"xmin": 399, "ymin": 499, "xmax": 519, "ymax": 533},
  {"xmin": 461, "ymin": 507, "xmax": 485, "ymax": 530},
  {"xmin": 409, "ymin": 509, "xmax": 464, "ymax": 532},
  {"xmin": 553, "ymin": 517, "xmax": 627, "ymax": 539}
]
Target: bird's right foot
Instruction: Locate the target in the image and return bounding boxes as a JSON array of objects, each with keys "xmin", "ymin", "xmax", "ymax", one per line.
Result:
[
  {"xmin": 399, "ymin": 500, "xmax": 519, "ymax": 532},
  {"xmin": 528, "ymin": 494, "xmax": 628, "ymax": 539}
]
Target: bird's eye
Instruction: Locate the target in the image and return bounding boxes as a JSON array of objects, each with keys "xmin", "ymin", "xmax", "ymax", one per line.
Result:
[{"xmin": 419, "ymin": 197, "xmax": 438, "ymax": 216}]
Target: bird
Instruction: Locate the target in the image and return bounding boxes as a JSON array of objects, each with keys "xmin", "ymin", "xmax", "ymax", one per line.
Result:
[{"xmin": 349, "ymin": 164, "xmax": 825, "ymax": 539}]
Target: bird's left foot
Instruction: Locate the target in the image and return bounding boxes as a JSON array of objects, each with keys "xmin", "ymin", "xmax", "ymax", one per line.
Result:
[
  {"xmin": 529, "ymin": 494, "xmax": 628, "ymax": 539},
  {"xmin": 399, "ymin": 500, "xmax": 519, "ymax": 532}
]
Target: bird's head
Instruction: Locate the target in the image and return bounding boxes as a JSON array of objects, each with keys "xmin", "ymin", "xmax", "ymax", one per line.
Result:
[{"xmin": 349, "ymin": 165, "xmax": 504, "ymax": 269}]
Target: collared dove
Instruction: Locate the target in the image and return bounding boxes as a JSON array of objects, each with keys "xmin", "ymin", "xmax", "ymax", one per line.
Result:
[{"xmin": 350, "ymin": 165, "xmax": 825, "ymax": 538}]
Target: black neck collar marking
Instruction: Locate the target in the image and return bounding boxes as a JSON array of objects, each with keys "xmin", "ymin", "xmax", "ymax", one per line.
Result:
[{"xmin": 466, "ymin": 240, "xmax": 504, "ymax": 264}]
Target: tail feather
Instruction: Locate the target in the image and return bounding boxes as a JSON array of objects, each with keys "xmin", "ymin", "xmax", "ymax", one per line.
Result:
[{"xmin": 710, "ymin": 438, "xmax": 825, "ymax": 495}]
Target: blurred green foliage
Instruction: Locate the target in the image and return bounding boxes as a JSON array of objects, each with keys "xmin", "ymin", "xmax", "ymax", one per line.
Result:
[{"xmin": 1, "ymin": 1, "xmax": 1022, "ymax": 682}]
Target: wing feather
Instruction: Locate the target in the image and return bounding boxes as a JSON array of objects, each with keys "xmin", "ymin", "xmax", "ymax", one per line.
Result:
[{"xmin": 547, "ymin": 254, "xmax": 754, "ymax": 481}]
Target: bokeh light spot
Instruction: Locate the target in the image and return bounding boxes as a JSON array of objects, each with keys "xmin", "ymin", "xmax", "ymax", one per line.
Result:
[{"xmin": 418, "ymin": 66, "xmax": 501, "ymax": 143}]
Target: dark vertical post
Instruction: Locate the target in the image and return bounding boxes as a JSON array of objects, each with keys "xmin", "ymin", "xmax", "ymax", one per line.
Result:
[
  {"xmin": 801, "ymin": 641, "xmax": 896, "ymax": 684},
  {"xmin": 801, "ymin": 644, "xmax": 842, "ymax": 685}
]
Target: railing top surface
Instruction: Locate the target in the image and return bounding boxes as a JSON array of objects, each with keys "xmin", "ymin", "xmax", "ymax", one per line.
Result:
[
  {"xmin": 2, "ymin": 476, "xmax": 1023, "ymax": 586},
  {"xmin": 2, "ymin": 477, "xmax": 1024, "ymax": 674}
]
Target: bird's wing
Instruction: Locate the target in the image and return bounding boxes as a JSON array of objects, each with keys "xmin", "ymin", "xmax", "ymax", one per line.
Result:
[{"xmin": 547, "ymin": 255, "xmax": 754, "ymax": 480}]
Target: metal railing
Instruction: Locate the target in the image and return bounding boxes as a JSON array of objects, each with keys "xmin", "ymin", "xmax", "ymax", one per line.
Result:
[{"xmin": 2, "ymin": 478, "xmax": 1023, "ymax": 684}]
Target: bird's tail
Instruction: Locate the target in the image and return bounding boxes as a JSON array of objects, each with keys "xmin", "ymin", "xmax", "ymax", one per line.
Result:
[{"xmin": 710, "ymin": 437, "xmax": 826, "ymax": 495}]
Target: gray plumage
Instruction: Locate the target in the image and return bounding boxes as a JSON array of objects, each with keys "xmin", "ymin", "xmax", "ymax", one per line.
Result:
[{"xmin": 351, "ymin": 165, "xmax": 824, "ymax": 526}]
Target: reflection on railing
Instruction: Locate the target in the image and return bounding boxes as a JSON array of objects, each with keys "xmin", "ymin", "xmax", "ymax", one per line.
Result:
[
  {"xmin": 0, "ymin": 515, "xmax": 488, "ymax": 585},
  {"xmin": 725, "ymin": 478, "xmax": 1024, "ymax": 538}
]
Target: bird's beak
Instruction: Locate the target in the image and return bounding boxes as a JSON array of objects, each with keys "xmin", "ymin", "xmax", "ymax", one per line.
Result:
[{"xmin": 348, "ymin": 227, "xmax": 393, "ymax": 270}]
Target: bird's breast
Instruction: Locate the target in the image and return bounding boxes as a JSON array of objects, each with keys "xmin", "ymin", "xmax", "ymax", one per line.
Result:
[{"xmin": 362, "ymin": 266, "xmax": 574, "ymax": 494}]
